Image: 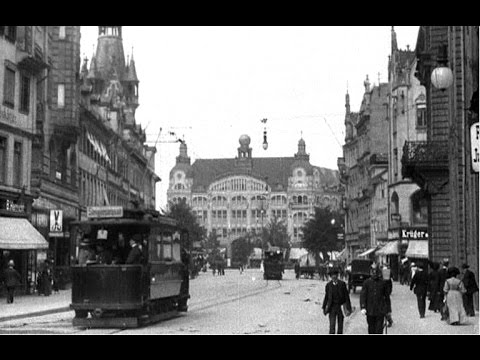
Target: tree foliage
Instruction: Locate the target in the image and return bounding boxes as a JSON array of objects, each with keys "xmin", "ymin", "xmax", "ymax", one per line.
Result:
[
  {"xmin": 301, "ymin": 207, "xmax": 343, "ymax": 261},
  {"xmin": 231, "ymin": 235, "xmax": 255, "ymax": 265},
  {"xmin": 165, "ymin": 199, "xmax": 207, "ymax": 249},
  {"xmin": 261, "ymin": 216, "xmax": 290, "ymax": 251}
]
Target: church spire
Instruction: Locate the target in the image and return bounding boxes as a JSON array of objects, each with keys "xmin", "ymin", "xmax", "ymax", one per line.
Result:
[{"xmin": 391, "ymin": 26, "xmax": 398, "ymax": 52}]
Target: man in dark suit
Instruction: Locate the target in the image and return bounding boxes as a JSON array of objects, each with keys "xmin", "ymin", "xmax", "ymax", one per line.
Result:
[
  {"xmin": 360, "ymin": 263, "xmax": 390, "ymax": 334},
  {"xmin": 322, "ymin": 267, "xmax": 352, "ymax": 334},
  {"xmin": 410, "ymin": 263, "xmax": 429, "ymax": 318},
  {"xmin": 125, "ymin": 234, "xmax": 144, "ymax": 264},
  {"xmin": 461, "ymin": 263, "xmax": 479, "ymax": 316},
  {"xmin": 3, "ymin": 260, "xmax": 21, "ymax": 304}
]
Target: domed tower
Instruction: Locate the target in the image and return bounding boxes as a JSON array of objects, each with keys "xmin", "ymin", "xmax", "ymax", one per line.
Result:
[
  {"xmin": 238, "ymin": 134, "xmax": 252, "ymax": 159},
  {"xmin": 294, "ymin": 137, "xmax": 309, "ymax": 162},
  {"xmin": 169, "ymin": 140, "xmax": 192, "ymax": 192}
]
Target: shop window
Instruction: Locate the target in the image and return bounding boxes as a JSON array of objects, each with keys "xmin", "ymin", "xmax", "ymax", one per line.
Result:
[{"xmin": 416, "ymin": 107, "xmax": 427, "ymax": 128}]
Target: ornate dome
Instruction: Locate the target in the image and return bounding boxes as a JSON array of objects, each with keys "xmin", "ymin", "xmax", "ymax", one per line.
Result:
[{"xmin": 239, "ymin": 134, "xmax": 251, "ymax": 147}]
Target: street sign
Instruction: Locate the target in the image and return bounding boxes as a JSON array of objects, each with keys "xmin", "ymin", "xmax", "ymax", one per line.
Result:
[
  {"xmin": 50, "ymin": 210, "xmax": 63, "ymax": 232},
  {"xmin": 87, "ymin": 206, "xmax": 123, "ymax": 218}
]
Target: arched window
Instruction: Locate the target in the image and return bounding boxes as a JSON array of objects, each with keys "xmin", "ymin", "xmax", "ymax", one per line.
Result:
[
  {"xmin": 174, "ymin": 183, "xmax": 185, "ymax": 190},
  {"xmin": 411, "ymin": 190, "xmax": 428, "ymax": 225},
  {"xmin": 391, "ymin": 192, "xmax": 399, "ymax": 215}
]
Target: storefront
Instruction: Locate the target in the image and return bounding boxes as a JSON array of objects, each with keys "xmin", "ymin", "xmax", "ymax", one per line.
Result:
[
  {"xmin": 0, "ymin": 216, "xmax": 48, "ymax": 295},
  {"xmin": 388, "ymin": 227, "xmax": 429, "ymax": 270},
  {"xmin": 32, "ymin": 197, "xmax": 79, "ymax": 289},
  {"xmin": 375, "ymin": 240, "xmax": 400, "ymax": 280}
]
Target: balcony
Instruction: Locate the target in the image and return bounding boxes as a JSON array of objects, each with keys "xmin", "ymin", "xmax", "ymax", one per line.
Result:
[{"xmin": 401, "ymin": 141, "xmax": 449, "ymax": 188}]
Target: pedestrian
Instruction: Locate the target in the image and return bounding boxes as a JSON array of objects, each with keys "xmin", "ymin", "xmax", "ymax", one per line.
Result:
[
  {"xmin": 3, "ymin": 260, "xmax": 21, "ymax": 304},
  {"xmin": 42, "ymin": 266, "xmax": 52, "ymax": 296},
  {"xmin": 460, "ymin": 263, "xmax": 478, "ymax": 317},
  {"xmin": 427, "ymin": 262, "xmax": 442, "ymax": 313},
  {"xmin": 322, "ymin": 267, "xmax": 352, "ymax": 334},
  {"xmin": 443, "ymin": 266, "xmax": 468, "ymax": 325},
  {"xmin": 410, "ymin": 263, "xmax": 429, "ymax": 318},
  {"xmin": 294, "ymin": 260, "xmax": 300, "ymax": 280},
  {"xmin": 360, "ymin": 263, "xmax": 390, "ymax": 334},
  {"xmin": 125, "ymin": 234, "xmax": 144, "ymax": 264},
  {"xmin": 438, "ymin": 259, "xmax": 449, "ymax": 320},
  {"xmin": 381, "ymin": 264, "xmax": 394, "ymax": 327}
]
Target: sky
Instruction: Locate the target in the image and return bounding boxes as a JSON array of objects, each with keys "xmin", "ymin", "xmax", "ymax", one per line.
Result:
[{"xmin": 80, "ymin": 26, "xmax": 420, "ymax": 210}]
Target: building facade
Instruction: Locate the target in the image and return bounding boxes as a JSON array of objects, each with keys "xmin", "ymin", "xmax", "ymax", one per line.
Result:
[
  {"xmin": 1, "ymin": 26, "xmax": 50, "ymax": 293},
  {"xmin": 402, "ymin": 26, "xmax": 479, "ymax": 282},
  {"xmin": 167, "ymin": 135, "xmax": 342, "ymax": 257},
  {"xmin": 381, "ymin": 27, "xmax": 429, "ymax": 278},
  {"xmin": 339, "ymin": 77, "xmax": 390, "ymax": 262},
  {"xmin": 29, "ymin": 26, "xmax": 82, "ymax": 286},
  {"xmin": 78, "ymin": 26, "xmax": 159, "ymax": 219}
]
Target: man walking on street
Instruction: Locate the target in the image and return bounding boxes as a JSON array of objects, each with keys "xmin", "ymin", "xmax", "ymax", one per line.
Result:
[
  {"xmin": 3, "ymin": 260, "xmax": 21, "ymax": 304},
  {"xmin": 360, "ymin": 263, "xmax": 390, "ymax": 334},
  {"xmin": 461, "ymin": 263, "xmax": 479, "ymax": 316},
  {"xmin": 410, "ymin": 263, "xmax": 429, "ymax": 318},
  {"xmin": 322, "ymin": 267, "xmax": 352, "ymax": 334}
]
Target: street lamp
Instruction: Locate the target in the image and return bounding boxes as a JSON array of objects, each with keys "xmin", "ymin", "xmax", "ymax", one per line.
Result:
[
  {"xmin": 261, "ymin": 118, "xmax": 268, "ymax": 150},
  {"xmin": 431, "ymin": 44, "xmax": 454, "ymax": 90}
]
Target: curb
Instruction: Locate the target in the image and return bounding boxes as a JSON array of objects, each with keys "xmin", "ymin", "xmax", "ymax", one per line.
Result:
[{"xmin": 0, "ymin": 306, "xmax": 71, "ymax": 323}]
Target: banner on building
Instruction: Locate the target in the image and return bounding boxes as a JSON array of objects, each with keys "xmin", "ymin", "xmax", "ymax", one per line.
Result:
[{"xmin": 471, "ymin": 122, "xmax": 479, "ymax": 172}]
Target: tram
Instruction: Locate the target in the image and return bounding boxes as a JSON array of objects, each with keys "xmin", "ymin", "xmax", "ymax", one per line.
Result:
[
  {"xmin": 263, "ymin": 247, "xmax": 284, "ymax": 280},
  {"xmin": 69, "ymin": 206, "xmax": 190, "ymax": 328}
]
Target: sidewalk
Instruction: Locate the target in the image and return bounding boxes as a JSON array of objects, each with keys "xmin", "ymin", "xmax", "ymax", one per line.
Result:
[
  {"xmin": 345, "ymin": 281, "xmax": 479, "ymax": 335},
  {"xmin": 0, "ymin": 289, "xmax": 72, "ymax": 323}
]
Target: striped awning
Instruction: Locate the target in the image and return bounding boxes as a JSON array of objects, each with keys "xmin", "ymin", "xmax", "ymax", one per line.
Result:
[
  {"xmin": 0, "ymin": 217, "xmax": 48, "ymax": 250},
  {"xmin": 376, "ymin": 241, "xmax": 399, "ymax": 255},
  {"xmin": 405, "ymin": 240, "xmax": 429, "ymax": 259}
]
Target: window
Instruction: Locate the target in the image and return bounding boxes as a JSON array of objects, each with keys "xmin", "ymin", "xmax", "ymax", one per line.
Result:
[
  {"xmin": 5, "ymin": 26, "xmax": 16, "ymax": 43},
  {"xmin": 58, "ymin": 26, "xmax": 66, "ymax": 39},
  {"xmin": 13, "ymin": 142, "xmax": 22, "ymax": 185},
  {"xmin": 3, "ymin": 67, "xmax": 15, "ymax": 108},
  {"xmin": 0, "ymin": 137, "xmax": 6, "ymax": 183},
  {"xmin": 19, "ymin": 74, "xmax": 30, "ymax": 113},
  {"xmin": 57, "ymin": 84, "xmax": 65, "ymax": 108},
  {"xmin": 416, "ymin": 107, "xmax": 427, "ymax": 128}
]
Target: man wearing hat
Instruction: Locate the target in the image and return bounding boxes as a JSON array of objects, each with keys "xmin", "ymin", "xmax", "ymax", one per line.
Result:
[
  {"xmin": 3, "ymin": 260, "xmax": 21, "ymax": 304},
  {"xmin": 461, "ymin": 263, "xmax": 478, "ymax": 316},
  {"xmin": 360, "ymin": 263, "xmax": 390, "ymax": 334},
  {"xmin": 125, "ymin": 234, "xmax": 144, "ymax": 264},
  {"xmin": 322, "ymin": 267, "xmax": 352, "ymax": 334}
]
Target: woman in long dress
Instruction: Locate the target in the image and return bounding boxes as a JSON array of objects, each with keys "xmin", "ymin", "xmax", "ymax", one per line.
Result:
[{"xmin": 443, "ymin": 267, "xmax": 468, "ymax": 325}]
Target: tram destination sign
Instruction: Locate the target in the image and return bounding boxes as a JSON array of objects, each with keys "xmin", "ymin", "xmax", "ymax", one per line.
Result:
[{"xmin": 87, "ymin": 206, "xmax": 123, "ymax": 218}]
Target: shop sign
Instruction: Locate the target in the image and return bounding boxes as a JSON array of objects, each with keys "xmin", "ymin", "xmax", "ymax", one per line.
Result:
[
  {"xmin": 471, "ymin": 122, "xmax": 479, "ymax": 173},
  {"xmin": 87, "ymin": 206, "xmax": 123, "ymax": 218},
  {"xmin": 5, "ymin": 199, "xmax": 25, "ymax": 213},
  {"xmin": 401, "ymin": 227, "xmax": 428, "ymax": 240},
  {"xmin": 50, "ymin": 210, "xmax": 63, "ymax": 232},
  {"xmin": 390, "ymin": 213, "xmax": 401, "ymax": 222}
]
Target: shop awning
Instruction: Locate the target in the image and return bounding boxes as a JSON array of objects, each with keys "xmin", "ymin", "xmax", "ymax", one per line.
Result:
[
  {"xmin": 358, "ymin": 247, "xmax": 377, "ymax": 257},
  {"xmin": 0, "ymin": 217, "xmax": 49, "ymax": 250},
  {"xmin": 405, "ymin": 240, "xmax": 429, "ymax": 259},
  {"xmin": 288, "ymin": 247, "xmax": 308, "ymax": 260},
  {"xmin": 376, "ymin": 241, "xmax": 399, "ymax": 255}
]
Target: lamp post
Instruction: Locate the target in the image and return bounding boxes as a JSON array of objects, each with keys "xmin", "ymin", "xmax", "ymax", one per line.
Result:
[{"xmin": 261, "ymin": 118, "xmax": 268, "ymax": 150}]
